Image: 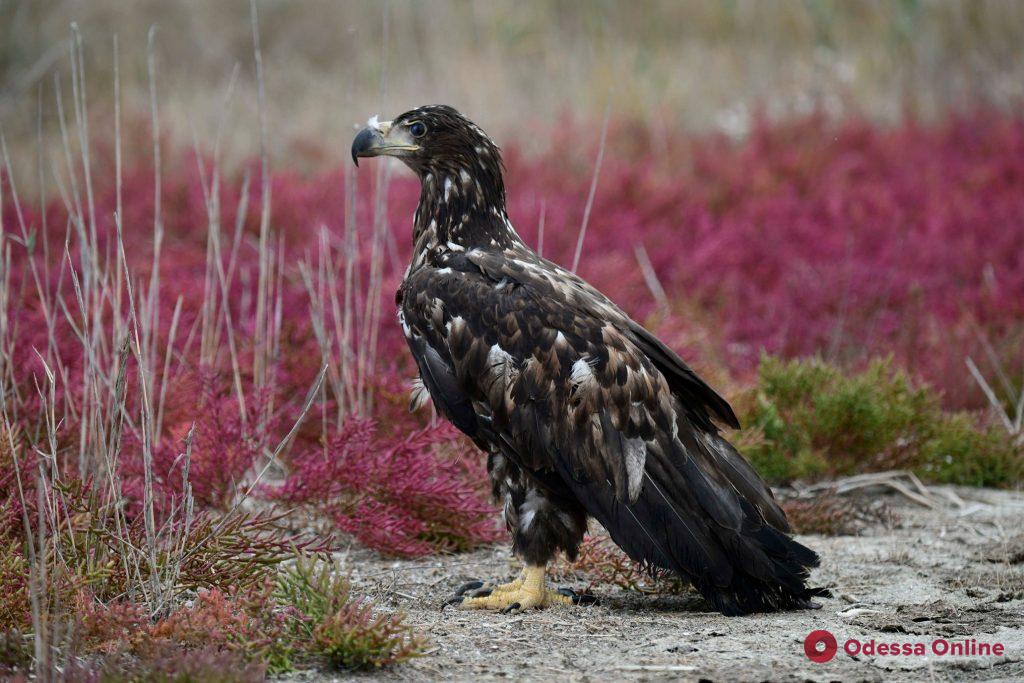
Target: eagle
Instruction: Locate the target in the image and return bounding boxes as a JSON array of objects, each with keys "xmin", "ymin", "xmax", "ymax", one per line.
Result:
[{"xmin": 351, "ymin": 105, "xmax": 826, "ymax": 616}]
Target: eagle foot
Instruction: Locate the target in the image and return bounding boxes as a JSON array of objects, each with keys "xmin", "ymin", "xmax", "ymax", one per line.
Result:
[{"xmin": 443, "ymin": 565, "xmax": 597, "ymax": 613}]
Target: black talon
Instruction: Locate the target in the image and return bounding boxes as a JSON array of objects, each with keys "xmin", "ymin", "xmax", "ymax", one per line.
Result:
[
  {"xmin": 454, "ymin": 580, "xmax": 485, "ymax": 596},
  {"xmin": 467, "ymin": 587, "xmax": 493, "ymax": 599},
  {"xmin": 441, "ymin": 595, "xmax": 465, "ymax": 611},
  {"xmin": 557, "ymin": 587, "xmax": 599, "ymax": 606},
  {"xmin": 499, "ymin": 602, "xmax": 522, "ymax": 615}
]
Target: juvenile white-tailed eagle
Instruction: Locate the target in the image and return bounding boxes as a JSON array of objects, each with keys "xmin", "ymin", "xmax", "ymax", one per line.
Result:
[{"xmin": 352, "ymin": 106, "xmax": 826, "ymax": 615}]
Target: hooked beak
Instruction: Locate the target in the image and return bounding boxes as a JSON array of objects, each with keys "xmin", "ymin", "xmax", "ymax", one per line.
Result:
[{"xmin": 351, "ymin": 118, "xmax": 418, "ymax": 166}]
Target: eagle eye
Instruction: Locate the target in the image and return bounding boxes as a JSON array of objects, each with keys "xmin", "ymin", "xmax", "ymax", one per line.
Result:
[{"xmin": 409, "ymin": 121, "xmax": 426, "ymax": 138}]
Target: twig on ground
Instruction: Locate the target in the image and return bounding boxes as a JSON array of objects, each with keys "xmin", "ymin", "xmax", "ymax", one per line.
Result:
[{"xmin": 792, "ymin": 470, "xmax": 948, "ymax": 509}]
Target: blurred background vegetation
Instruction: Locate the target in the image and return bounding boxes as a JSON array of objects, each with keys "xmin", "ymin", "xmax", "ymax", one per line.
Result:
[{"xmin": 1, "ymin": 0, "xmax": 1023, "ymax": 173}]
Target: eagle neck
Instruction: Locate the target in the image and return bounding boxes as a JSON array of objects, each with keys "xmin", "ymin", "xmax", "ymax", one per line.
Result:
[{"xmin": 411, "ymin": 168, "xmax": 523, "ymax": 265}]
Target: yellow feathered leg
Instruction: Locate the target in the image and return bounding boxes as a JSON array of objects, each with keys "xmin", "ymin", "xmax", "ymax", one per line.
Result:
[{"xmin": 451, "ymin": 564, "xmax": 593, "ymax": 613}]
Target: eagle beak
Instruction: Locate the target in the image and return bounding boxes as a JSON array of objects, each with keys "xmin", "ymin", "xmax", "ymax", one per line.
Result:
[
  {"xmin": 351, "ymin": 119, "xmax": 417, "ymax": 166},
  {"xmin": 351, "ymin": 126, "xmax": 384, "ymax": 167}
]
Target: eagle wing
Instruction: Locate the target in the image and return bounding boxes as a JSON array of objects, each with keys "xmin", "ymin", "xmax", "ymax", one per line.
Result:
[
  {"xmin": 400, "ymin": 246, "xmax": 781, "ymax": 515},
  {"xmin": 401, "ymin": 248, "xmax": 664, "ymax": 500}
]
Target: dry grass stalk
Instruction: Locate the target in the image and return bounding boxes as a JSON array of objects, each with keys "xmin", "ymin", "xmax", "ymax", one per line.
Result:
[
  {"xmin": 966, "ymin": 332, "xmax": 1024, "ymax": 446},
  {"xmin": 571, "ymin": 102, "xmax": 610, "ymax": 274},
  {"xmin": 0, "ymin": 17, "xmax": 334, "ymax": 673}
]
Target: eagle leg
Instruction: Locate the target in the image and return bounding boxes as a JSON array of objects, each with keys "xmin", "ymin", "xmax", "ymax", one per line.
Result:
[{"xmin": 447, "ymin": 565, "xmax": 596, "ymax": 613}]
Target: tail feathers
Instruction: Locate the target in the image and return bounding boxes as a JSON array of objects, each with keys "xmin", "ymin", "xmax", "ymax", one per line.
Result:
[
  {"xmin": 694, "ymin": 429, "xmax": 791, "ymax": 532},
  {"xmin": 563, "ymin": 430, "xmax": 829, "ymax": 616},
  {"xmin": 709, "ymin": 498, "xmax": 830, "ymax": 615}
]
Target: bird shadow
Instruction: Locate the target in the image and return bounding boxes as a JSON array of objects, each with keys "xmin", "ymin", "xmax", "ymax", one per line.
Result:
[{"xmin": 587, "ymin": 590, "xmax": 714, "ymax": 615}]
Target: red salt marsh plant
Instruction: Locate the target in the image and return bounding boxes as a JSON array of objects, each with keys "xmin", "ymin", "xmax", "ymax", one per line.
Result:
[
  {"xmin": 274, "ymin": 419, "xmax": 500, "ymax": 557},
  {"xmin": 504, "ymin": 112, "xmax": 1024, "ymax": 410}
]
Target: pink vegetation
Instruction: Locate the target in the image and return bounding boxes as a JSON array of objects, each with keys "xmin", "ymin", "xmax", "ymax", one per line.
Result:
[{"xmin": 3, "ymin": 111, "xmax": 1022, "ymax": 556}]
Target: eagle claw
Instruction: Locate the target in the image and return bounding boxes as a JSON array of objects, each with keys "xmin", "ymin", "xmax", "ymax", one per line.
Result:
[
  {"xmin": 442, "ymin": 580, "xmax": 498, "ymax": 610},
  {"xmin": 453, "ymin": 580, "xmax": 486, "ymax": 596},
  {"xmin": 557, "ymin": 587, "xmax": 600, "ymax": 606},
  {"xmin": 441, "ymin": 595, "xmax": 464, "ymax": 610}
]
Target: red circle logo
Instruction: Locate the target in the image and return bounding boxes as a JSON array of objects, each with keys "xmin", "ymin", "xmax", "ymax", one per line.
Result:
[{"xmin": 804, "ymin": 630, "xmax": 838, "ymax": 663}]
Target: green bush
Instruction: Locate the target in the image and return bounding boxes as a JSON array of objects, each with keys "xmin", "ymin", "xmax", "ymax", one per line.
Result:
[
  {"xmin": 276, "ymin": 558, "xmax": 425, "ymax": 670},
  {"xmin": 737, "ymin": 356, "xmax": 1022, "ymax": 487}
]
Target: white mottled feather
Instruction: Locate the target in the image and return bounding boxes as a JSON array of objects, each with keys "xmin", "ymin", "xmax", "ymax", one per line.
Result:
[
  {"xmin": 624, "ymin": 438, "xmax": 647, "ymax": 502},
  {"xmin": 409, "ymin": 377, "xmax": 431, "ymax": 412},
  {"xmin": 569, "ymin": 356, "xmax": 597, "ymax": 392},
  {"xmin": 486, "ymin": 344, "xmax": 517, "ymax": 398}
]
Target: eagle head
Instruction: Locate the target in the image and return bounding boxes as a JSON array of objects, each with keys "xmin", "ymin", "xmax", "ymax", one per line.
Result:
[{"xmin": 351, "ymin": 105, "xmax": 503, "ymax": 183}]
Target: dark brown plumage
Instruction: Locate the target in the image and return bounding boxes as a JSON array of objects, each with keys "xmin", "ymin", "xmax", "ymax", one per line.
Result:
[{"xmin": 352, "ymin": 105, "xmax": 826, "ymax": 615}]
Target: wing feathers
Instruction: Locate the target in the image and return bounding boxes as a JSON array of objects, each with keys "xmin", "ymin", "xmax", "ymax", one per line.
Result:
[
  {"xmin": 625, "ymin": 319, "xmax": 740, "ymax": 430},
  {"xmin": 406, "ymin": 334, "xmax": 477, "ymax": 436}
]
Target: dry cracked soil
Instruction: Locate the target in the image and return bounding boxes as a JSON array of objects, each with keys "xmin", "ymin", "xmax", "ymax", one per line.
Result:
[{"xmin": 287, "ymin": 485, "xmax": 1024, "ymax": 682}]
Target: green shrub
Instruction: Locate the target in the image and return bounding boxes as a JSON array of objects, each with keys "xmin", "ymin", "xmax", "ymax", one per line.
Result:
[
  {"xmin": 276, "ymin": 558, "xmax": 425, "ymax": 670},
  {"xmin": 737, "ymin": 356, "xmax": 1022, "ymax": 487},
  {"xmin": 311, "ymin": 600, "xmax": 424, "ymax": 671},
  {"xmin": 275, "ymin": 557, "xmax": 352, "ymax": 631},
  {"xmin": 920, "ymin": 413, "xmax": 1022, "ymax": 487}
]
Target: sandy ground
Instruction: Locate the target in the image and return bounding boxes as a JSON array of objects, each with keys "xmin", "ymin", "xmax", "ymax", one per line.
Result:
[{"xmin": 290, "ymin": 485, "xmax": 1024, "ymax": 682}]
